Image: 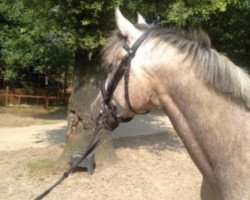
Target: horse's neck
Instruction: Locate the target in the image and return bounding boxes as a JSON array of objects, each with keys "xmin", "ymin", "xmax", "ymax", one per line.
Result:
[{"xmin": 155, "ymin": 68, "xmax": 250, "ymax": 189}]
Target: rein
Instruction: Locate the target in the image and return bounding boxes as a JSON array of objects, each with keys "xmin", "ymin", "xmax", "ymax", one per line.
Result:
[
  {"xmin": 34, "ymin": 122, "xmax": 109, "ymax": 200},
  {"xmin": 33, "ymin": 29, "xmax": 152, "ymax": 200}
]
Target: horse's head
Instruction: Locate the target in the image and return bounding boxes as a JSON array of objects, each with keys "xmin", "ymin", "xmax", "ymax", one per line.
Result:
[{"xmin": 90, "ymin": 8, "xmax": 157, "ymax": 129}]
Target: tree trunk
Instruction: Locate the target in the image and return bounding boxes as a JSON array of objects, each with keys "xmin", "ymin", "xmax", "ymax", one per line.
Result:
[
  {"xmin": 61, "ymin": 48, "xmax": 116, "ymax": 169},
  {"xmin": 63, "ymin": 65, "xmax": 68, "ymax": 99}
]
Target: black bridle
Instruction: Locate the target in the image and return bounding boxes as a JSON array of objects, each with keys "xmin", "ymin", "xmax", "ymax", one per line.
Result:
[
  {"xmin": 98, "ymin": 28, "xmax": 152, "ymax": 130},
  {"xmin": 33, "ymin": 29, "xmax": 152, "ymax": 200}
]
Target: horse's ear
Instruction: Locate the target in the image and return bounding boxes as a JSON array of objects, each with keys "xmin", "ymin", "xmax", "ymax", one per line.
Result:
[
  {"xmin": 115, "ymin": 7, "xmax": 142, "ymax": 42},
  {"xmin": 137, "ymin": 12, "xmax": 147, "ymax": 24}
]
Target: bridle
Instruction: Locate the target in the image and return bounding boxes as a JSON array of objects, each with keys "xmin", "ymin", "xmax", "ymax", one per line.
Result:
[
  {"xmin": 98, "ymin": 28, "xmax": 153, "ymax": 130},
  {"xmin": 33, "ymin": 28, "xmax": 153, "ymax": 200}
]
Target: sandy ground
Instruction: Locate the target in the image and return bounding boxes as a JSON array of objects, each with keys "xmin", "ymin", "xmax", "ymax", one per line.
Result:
[
  {"xmin": 0, "ymin": 122, "xmax": 67, "ymax": 151},
  {"xmin": 0, "ymin": 111, "xmax": 202, "ymax": 200}
]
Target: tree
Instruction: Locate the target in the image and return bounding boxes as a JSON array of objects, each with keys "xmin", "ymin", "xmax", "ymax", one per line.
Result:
[{"xmin": 0, "ymin": 0, "xmax": 73, "ymax": 91}]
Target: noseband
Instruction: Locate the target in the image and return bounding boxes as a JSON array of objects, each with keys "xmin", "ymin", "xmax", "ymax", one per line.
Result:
[{"xmin": 98, "ymin": 29, "xmax": 152, "ymax": 130}]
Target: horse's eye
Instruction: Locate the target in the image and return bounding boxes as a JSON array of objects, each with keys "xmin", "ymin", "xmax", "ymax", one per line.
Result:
[
  {"xmin": 103, "ymin": 63, "xmax": 113, "ymax": 74},
  {"xmin": 107, "ymin": 64, "xmax": 114, "ymax": 73}
]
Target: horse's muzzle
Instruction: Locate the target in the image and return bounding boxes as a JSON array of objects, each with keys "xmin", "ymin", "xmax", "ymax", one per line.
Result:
[
  {"xmin": 101, "ymin": 111, "xmax": 120, "ymax": 130},
  {"xmin": 94, "ymin": 106, "xmax": 133, "ymax": 131}
]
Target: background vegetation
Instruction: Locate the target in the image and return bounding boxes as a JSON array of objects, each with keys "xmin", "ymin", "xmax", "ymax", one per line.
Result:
[{"xmin": 0, "ymin": 0, "xmax": 249, "ymax": 93}]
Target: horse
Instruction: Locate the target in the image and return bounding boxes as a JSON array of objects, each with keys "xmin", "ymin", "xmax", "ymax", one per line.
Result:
[{"xmin": 90, "ymin": 8, "xmax": 250, "ymax": 200}]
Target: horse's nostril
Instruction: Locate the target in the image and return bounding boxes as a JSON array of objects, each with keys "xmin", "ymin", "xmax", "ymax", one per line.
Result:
[{"xmin": 119, "ymin": 117, "xmax": 133, "ymax": 122}]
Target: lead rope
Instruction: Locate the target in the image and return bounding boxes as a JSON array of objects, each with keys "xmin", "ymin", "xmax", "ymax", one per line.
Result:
[
  {"xmin": 33, "ymin": 124, "xmax": 110, "ymax": 200},
  {"xmin": 34, "ymin": 28, "xmax": 154, "ymax": 200}
]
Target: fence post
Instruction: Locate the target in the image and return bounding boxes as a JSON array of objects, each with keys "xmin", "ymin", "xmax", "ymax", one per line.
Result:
[
  {"xmin": 18, "ymin": 95, "xmax": 21, "ymax": 106},
  {"xmin": 45, "ymin": 96, "xmax": 49, "ymax": 110},
  {"xmin": 5, "ymin": 86, "xmax": 9, "ymax": 106}
]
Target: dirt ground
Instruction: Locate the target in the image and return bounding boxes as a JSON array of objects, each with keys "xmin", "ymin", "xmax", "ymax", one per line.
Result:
[
  {"xmin": 0, "ymin": 106, "xmax": 67, "ymax": 127},
  {"xmin": 0, "ymin": 107, "xmax": 202, "ymax": 200}
]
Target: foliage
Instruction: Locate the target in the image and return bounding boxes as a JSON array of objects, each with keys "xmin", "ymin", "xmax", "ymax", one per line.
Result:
[
  {"xmin": 0, "ymin": 0, "xmax": 249, "ymax": 90},
  {"xmin": 202, "ymin": 0, "xmax": 250, "ymax": 67},
  {"xmin": 0, "ymin": 0, "xmax": 73, "ymax": 88}
]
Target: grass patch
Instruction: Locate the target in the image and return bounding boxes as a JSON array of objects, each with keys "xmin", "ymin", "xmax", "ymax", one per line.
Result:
[
  {"xmin": 0, "ymin": 105, "xmax": 67, "ymax": 127},
  {"xmin": 26, "ymin": 158, "xmax": 55, "ymax": 174}
]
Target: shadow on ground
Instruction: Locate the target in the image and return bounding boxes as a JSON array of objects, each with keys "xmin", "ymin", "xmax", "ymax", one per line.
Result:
[
  {"xmin": 112, "ymin": 112, "xmax": 184, "ymax": 153},
  {"xmin": 42, "ymin": 111, "xmax": 183, "ymax": 154},
  {"xmin": 113, "ymin": 131, "xmax": 184, "ymax": 154},
  {"xmin": 35, "ymin": 125, "xmax": 67, "ymax": 146}
]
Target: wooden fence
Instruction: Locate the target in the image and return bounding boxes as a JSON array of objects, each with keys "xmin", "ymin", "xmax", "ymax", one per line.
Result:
[{"xmin": 0, "ymin": 93, "xmax": 68, "ymax": 109}]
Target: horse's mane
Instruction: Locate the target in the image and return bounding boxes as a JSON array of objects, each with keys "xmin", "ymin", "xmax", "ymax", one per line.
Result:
[{"xmin": 101, "ymin": 26, "xmax": 250, "ymax": 109}]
